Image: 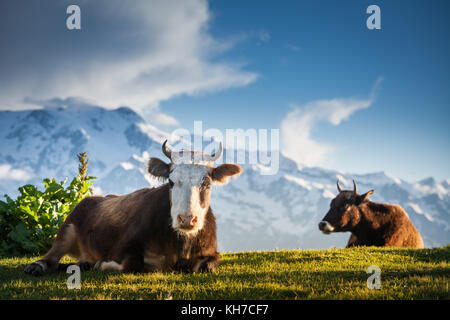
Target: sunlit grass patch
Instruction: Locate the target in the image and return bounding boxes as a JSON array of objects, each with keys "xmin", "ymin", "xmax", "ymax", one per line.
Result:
[{"xmin": 0, "ymin": 246, "xmax": 448, "ymax": 299}]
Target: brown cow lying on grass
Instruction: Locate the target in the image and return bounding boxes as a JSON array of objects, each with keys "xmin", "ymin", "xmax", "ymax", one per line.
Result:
[
  {"xmin": 24, "ymin": 141, "xmax": 241, "ymax": 276},
  {"xmin": 319, "ymin": 180, "xmax": 424, "ymax": 248}
]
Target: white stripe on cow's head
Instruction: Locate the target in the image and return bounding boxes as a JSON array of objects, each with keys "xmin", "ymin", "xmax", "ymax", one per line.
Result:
[{"xmin": 148, "ymin": 140, "xmax": 241, "ymax": 236}]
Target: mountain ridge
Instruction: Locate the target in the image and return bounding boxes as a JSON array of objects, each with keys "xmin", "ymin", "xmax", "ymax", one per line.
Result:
[{"xmin": 1, "ymin": 103, "xmax": 448, "ymax": 251}]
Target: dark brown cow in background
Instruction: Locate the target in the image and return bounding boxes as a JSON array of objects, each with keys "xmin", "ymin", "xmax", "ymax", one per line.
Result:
[
  {"xmin": 24, "ymin": 141, "xmax": 242, "ymax": 276},
  {"xmin": 318, "ymin": 180, "xmax": 424, "ymax": 248}
]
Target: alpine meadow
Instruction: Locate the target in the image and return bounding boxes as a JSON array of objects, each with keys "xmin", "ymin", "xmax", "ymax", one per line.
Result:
[{"xmin": 0, "ymin": 0, "xmax": 449, "ymax": 304}]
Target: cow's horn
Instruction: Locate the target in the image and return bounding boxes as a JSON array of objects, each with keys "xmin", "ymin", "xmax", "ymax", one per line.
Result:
[
  {"xmin": 207, "ymin": 142, "xmax": 222, "ymax": 162},
  {"xmin": 353, "ymin": 179, "xmax": 357, "ymax": 194},
  {"xmin": 162, "ymin": 140, "xmax": 172, "ymax": 160},
  {"xmin": 337, "ymin": 179, "xmax": 343, "ymax": 193}
]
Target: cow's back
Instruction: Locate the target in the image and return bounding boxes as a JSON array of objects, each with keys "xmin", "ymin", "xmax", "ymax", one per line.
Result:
[
  {"xmin": 361, "ymin": 202, "xmax": 424, "ymax": 248},
  {"xmin": 388, "ymin": 205, "xmax": 424, "ymax": 248}
]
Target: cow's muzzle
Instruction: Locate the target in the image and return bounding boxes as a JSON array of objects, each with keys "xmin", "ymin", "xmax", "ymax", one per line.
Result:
[
  {"xmin": 177, "ymin": 214, "xmax": 198, "ymax": 229},
  {"xmin": 318, "ymin": 221, "xmax": 334, "ymax": 234}
]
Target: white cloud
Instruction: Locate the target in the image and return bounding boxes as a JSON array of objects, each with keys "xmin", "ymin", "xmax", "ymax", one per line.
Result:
[
  {"xmin": 140, "ymin": 106, "xmax": 180, "ymax": 127},
  {"xmin": 281, "ymin": 79, "xmax": 382, "ymax": 167},
  {"xmin": 0, "ymin": 0, "xmax": 258, "ymax": 121},
  {"xmin": 259, "ymin": 31, "xmax": 271, "ymax": 43},
  {"xmin": 91, "ymin": 185, "xmax": 104, "ymax": 196},
  {"xmin": 0, "ymin": 164, "xmax": 33, "ymax": 181},
  {"xmin": 285, "ymin": 44, "xmax": 301, "ymax": 52},
  {"xmin": 120, "ymin": 162, "xmax": 135, "ymax": 171},
  {"xmin": 150, "ymin": 112, "xmax": 180, "ymax": 127}
]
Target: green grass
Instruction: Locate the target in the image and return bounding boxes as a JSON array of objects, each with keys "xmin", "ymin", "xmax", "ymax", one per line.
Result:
[{"xmin": 1, "ymin": 246, "xmax": 449, "ymax": 300}]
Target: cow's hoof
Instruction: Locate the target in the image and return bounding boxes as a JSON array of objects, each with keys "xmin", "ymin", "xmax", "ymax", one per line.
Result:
[
  {"xmin": 93, "ymin": 261, "xmax": 103, "ymax": 270},
  {"xmin": 78, "ymin": 261, "xmax": 92, "ymax": 271},
  {"xmin": 24, "ymin": 262, "xmax": 46, "ymax": 276},
  {"xmin": 199, "ymin": 260, "xmax": 217, "ymax": 273}
]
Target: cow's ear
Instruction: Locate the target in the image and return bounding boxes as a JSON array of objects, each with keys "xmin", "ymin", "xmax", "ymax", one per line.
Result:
[
  {"xmin": 148, "ymin": 158, "xmax": 170, "ymax": 179},
  {"xmin": 357, "ymin": 190, "xmax": 374, "ymax": 204},
  {"xmin": 211, "ymin": 164, "xmax": 242, "ymax": 184}
]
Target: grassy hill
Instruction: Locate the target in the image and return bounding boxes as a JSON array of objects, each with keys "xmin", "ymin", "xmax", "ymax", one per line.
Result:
[{"xmin": 0, "ymin": 246, "xmax": 449, "ymax": 300}]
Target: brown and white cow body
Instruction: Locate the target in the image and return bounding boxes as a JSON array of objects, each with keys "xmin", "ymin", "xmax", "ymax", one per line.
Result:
[
  {"xmin": 318, "ymin": 180, "xmax": 424, "ymax": 248},
  {"xmin": 24, "ymin": 141, "xmax": 241, "ymax": 276}
]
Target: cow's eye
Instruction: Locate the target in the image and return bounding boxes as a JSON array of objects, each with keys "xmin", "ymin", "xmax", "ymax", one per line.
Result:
[{"xmin": 168, "ymin": 179, "xmax": 174, "ymax": 188}]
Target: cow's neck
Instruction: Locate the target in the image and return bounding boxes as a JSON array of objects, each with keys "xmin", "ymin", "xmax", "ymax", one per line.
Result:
[{"xmin": 352, "ymin": 203, "xmax": 390, "ymax": 242}]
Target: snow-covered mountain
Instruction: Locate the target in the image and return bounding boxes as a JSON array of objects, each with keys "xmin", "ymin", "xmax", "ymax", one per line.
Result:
[{"xmin": 1, "ymin": 103, "xmax": 449, "ymax": 251}]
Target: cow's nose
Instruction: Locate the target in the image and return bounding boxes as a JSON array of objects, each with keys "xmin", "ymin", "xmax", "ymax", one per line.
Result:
[
  {"xmin": 318, "ymin": 221, "xmax": 327, "ymax": 230},
  {"xmin": 177, "ymin": 214, "xmax": 198, "ymax": 228}
]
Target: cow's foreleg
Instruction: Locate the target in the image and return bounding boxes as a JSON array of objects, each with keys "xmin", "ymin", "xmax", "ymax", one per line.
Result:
[
  {"xmin": 175, "ymin": 254, "xmax": 219, "ymax": 273},
  {"xmin": 24, "ymin": 223, "xmax": 78, "ymax": 276},
  {"xmin": 197, "ymin": 254, "xmax": 219, "ymax": 273},
  {"xmin": 346, "ymin": 233, "xmax": 359, "ymax": 248}
]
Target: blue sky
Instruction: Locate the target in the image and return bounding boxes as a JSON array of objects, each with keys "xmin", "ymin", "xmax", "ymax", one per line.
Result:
[
  {"xmin": 163, "ymin": 0, "xmax": 450, "ymax": 181},
  {"xmin": 0, "ymin": 0, "xmax": 449, "ymax": 181}
]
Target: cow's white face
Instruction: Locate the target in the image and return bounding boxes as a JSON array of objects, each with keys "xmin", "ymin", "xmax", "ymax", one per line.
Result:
[
  {"xmin": 147, "ymin": 141, "xmax": 242, "ymax": 236},
  {"xmin": 168, "ymin": 164, "xmax": 211, "ymax": 235}
]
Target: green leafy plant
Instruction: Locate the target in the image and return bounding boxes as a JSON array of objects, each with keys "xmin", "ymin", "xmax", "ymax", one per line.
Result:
[{"xmin": 0, "ymin": 152, "xmax": 96, "ymax": 256}]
